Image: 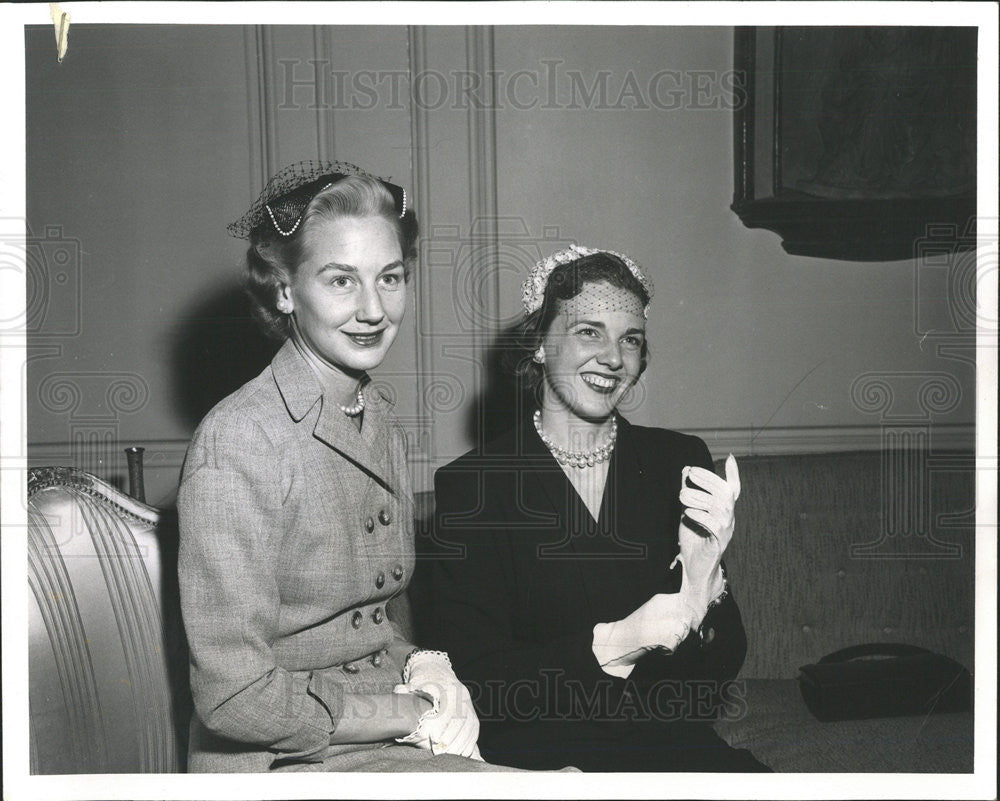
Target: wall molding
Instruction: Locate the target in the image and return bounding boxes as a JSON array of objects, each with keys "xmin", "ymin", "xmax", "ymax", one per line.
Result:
[
  {"xmin": 313, "ymin": 26, "xmax": 335, "ymax": 161},
  {"xmin": 26, "ymin": 439, "xmax": 190, "ymax": 507},
  {"xmin": 244, "ymin": 25, "xmax": 278, "ymax": 191},
  {"xmin": 26, "ymin": 424, "xmax": 975, "ymax": 464},
  {"xmin": 26, "ymin": 422, "xmax": 976, "ymax": 492},
  {"xmin": 407, "ymin": 25, "xmax": 436, "ymax": 464},
  {"xmin": 465, "ymin": 25, "xmax": 501, "ymax": 348},
  {"xmin": 685, "ymin": 423, "xmax": 976, "ymax": 457}
]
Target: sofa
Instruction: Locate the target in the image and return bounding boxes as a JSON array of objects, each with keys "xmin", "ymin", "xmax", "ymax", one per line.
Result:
[
  {"xmin": 701, "ymin": 449, "xmax": 975, "ymax": 773},
  {"xmin": 409, "ymin": 448, "xmax": 976, "ymax": 773},
  {"xmin": 26, "ymin": 448, "xmax": 975, "ymax": 773}
]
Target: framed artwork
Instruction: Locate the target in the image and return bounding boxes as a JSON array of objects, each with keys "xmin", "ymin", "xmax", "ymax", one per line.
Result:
[{"xmin": 731, "ymin": 27, "xmax": 977, "ymax": 261}]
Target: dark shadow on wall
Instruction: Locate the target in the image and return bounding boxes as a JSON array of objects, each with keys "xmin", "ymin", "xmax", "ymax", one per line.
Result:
[
  {"xmin": 169, "ymin": 281, "xmax": 279, "ymax": 431},
  {"xmin": 462, "ymin": 327, "xmax": 535, "ymax": 450}
]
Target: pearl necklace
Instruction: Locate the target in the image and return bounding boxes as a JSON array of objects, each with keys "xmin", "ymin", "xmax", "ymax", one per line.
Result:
[
  {"xmin": 338, "ymin": 387, "xmax": 365, "ymax": 417},
  {"xmin": 533, "ymin": 409, "xmax": 617, "ymax": 468}
]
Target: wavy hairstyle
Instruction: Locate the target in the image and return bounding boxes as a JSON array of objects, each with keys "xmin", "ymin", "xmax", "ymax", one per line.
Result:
[{"xmin": 243, "ymin": 174, "xmax": 418, "ymax": 340}]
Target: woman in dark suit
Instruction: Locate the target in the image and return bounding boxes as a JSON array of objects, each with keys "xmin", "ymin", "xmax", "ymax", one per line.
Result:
[
  {"xmin": 417, "ymin": 246, "xmax": 769, "ymax": 771},
  {"xmin": 177, "ymin": 161, "xmax": 526, "ymax": 772}
]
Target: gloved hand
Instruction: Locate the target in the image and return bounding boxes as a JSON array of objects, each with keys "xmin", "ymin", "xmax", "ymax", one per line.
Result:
[
  {"xmin": 673, "ymin": 454, "xmax": 740, "ymax": 620},
  {"xmin": 394, "ymin": 650, "xmax": 482, "ymax": 760},
  {"xmin": 592, "ymin": 592, "xmax": 702, "ymax": 677}
]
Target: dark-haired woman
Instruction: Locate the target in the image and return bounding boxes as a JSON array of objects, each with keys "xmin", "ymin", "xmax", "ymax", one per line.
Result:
[
  {"xmin": 177, "ymin": 162, "xmax": 527, "ymax": 772},
  {"xmin": 417, "ymin": 245, "xmax": 769, "ymax": 772}
]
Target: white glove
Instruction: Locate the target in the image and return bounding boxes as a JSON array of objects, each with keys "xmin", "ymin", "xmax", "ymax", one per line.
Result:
[
  {"xmin": 672, "ymin": 454, "xmax": 740, "ymax": 621},
  {"xmin": 394, "ymin": 650, "xmax": 482, "ymax": 760},
  {"xmin": 592, "ymin": 592, "xmax": 702, "ymax": 678}
]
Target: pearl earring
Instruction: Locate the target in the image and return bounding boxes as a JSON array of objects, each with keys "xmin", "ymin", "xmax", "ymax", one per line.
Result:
[
  {"xmin": 533, "ymin": 347, "xmax": 545, "ymax": 364},
  {"xmin": 277, "ymin": 300, "xmax": 291, "ymax": 313}
]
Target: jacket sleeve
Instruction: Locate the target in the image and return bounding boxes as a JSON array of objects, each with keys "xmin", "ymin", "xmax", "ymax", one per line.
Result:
[
  {"xmin": 629, "ymin": 435, "xmax": 748, "ymax": 689},
  {"xmin": 177, "ymin": 412, "xmax": 343, "ymax": 762},
  {"xmin": 419, "ymin": 465, "xmax": 622, "ymax": 717}
]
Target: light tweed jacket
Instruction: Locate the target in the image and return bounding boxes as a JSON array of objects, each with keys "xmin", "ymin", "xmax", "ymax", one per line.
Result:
[{"xmin": 178, "ymin": 339, "xmax": 423, "ymax": 772}]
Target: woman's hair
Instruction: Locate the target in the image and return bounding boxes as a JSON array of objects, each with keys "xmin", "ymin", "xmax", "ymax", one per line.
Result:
[
  {"xmin": 506, "ymin": 251, "xmax": 651, "ymax": 392},
  {"xmin": 244, "ymin": 174, "xmax": 418, "ymax": 340}
]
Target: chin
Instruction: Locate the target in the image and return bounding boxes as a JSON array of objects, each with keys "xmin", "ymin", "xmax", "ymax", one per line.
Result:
[
  {"xmin": 575, "ymin": 403, "xmax": 618, "ymax": 422},
  {"xmin": 345, "ymin": 351, "xmax": 391, "ymax": 372},
  {"xmin": 575, "ymin": 385, "xmax": 627, "ymax": 419},
  {"xmin": 564, "ymin": 396, "xmax": 619, "ymax": 422}
]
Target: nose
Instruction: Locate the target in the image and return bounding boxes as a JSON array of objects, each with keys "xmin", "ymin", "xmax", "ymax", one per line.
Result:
[
  {"xmin": 356, "ymin": 283, "xmax": 386, "ymax": 325},
  {"xmin": 597, "ymin": 340, "xmax": 623, "ymax": 370}
]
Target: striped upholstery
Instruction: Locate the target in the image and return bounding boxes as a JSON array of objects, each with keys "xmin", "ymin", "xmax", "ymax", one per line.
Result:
[{"xmin": 27, "ymin": 467, "xmax": 189, "ymax": 774}]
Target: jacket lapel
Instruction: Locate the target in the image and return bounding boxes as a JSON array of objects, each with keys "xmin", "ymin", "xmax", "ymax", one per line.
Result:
[
  {"xmin": 514, "ymin": 415, "xmax": 600, "ymax": 621},
  {"xmin": 271, "ymin": 339, "xmax": 397, "ymax": 491},
  {"xmin": 520, "ymin": 415, "xmax": 658, "ymax": 623}
]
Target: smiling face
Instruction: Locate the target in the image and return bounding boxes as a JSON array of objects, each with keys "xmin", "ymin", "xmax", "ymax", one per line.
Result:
[
  {"xmin": 539, "ymin": 280, "xmax": 646, "ymax": 422},
  {"xmin": 279, "ymin": 215, "xmax": 406, "ymax": 377}
]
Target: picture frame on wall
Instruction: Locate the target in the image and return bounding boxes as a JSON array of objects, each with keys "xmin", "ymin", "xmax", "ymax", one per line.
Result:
[{"xmin": 731, "ymin": 26, "xmax": 977, "ymax": 261}]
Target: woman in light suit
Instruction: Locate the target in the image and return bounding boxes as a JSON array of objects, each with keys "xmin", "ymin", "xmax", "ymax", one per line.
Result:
[{"xmin": 177, "ymin": 162, "xmax": 523, "ymax": 772}]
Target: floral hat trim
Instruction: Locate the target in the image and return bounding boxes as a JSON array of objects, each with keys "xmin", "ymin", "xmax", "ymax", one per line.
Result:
[{"xmin": 520, "ymin": 244, "xmax": 654, "ymax": 318}]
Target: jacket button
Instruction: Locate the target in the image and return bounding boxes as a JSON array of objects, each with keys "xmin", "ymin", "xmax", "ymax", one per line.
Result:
[
  {"xmin": 372, "ymin": 607, "xmax": 384, "ymax": 624},
  {"xmin": 375, "ymin": 572, "xmax": 386, "ymax": 589},
  {"xmin": 371, "ymin": 652, "xmax": 383, "ymax": 667},
  {"xmin": 343, "ymin": 662, "xmax": 360, "ymax": 674},
  {"xmin": 392, "ymin": 565, "xmax": 404, "ymax": 581},
  {"xmin": 351, "ymin": 610, "xmax": 363, "ymax": 629},
  {"xmin": 378, "ymin": 508, "xmax": 391, "ymax": 525},
  {"xmin": 703, "ymin": 627, "xmax": 716, "ymax": 644},
  {"xmin": 365, "ymin": 517, "xmax": 375, "ymax": 533}
]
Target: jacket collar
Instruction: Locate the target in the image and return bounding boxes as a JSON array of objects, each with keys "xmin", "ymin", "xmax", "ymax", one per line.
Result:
[
  {"xmin": 515, "ymin": 411, "xmax": 648, "ymax": 611},
  {"xmin": 518, "ymin": 411, "xmax": 642, "ymax": 519},
  {"xmin": 271, "ymin": 338, "xmax": 397, "ymax": 490}
]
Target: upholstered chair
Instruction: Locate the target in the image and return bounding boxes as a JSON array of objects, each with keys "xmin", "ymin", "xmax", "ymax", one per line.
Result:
[{"xmin": 27, "ymin": 466, "xmax": 189, "ymax": 773}]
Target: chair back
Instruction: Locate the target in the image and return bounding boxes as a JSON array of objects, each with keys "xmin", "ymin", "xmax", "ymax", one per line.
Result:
[{"xmin": 28, "ymin": 467, "xmax": 189, "ymax": 773}]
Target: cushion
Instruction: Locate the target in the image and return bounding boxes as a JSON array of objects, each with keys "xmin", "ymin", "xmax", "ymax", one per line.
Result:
[
  {"xmin": 719, "ymin": 451, "xmax": 975, "ymax": 678},
  {"xmin": 714, "ymin": 678, "xmax": 973, "ymax": 772}
]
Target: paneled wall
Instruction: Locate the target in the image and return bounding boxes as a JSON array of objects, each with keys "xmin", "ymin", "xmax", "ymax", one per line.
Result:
[{"xmin": 26, "ymin": 25, "xmax": 975, "ymax": 503}]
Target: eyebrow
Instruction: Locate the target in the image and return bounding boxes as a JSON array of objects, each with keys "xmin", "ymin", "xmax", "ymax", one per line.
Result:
[
  {"xmin": 318, "ymin": 262, "xmax": 357, "ymax": 274},
  {"xmin": 318, "ymin": 260, "xmax": 405, "ymax": 274},
  {"xmin": 569, "ymin": 319, "xmax": 607, "ymax": 330},
  {"xmin": 569, "ymin": 319, "xmax": 645, "ymax": 334}
]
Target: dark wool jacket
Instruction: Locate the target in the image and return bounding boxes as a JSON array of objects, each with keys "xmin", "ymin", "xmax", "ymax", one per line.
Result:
[{"xmin": 414, "ymin": 414, "xmax": 756, "ymax": 772}]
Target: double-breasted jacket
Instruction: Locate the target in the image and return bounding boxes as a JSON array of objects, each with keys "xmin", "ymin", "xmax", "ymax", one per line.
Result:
[{"xmin": 178, "ymin": 339, "xmax": 417, "ymax": 772}]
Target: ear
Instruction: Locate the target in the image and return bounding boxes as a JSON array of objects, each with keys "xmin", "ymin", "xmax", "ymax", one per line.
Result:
[{"xmin": 276, "ymin": 284, "xmax": 294, "ymax": 314}]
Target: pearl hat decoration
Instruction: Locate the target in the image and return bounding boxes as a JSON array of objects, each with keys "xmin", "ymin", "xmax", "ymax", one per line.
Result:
[{"xmin": 228, "ymin": 159, "xmax": 407, "ymax": 240}]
